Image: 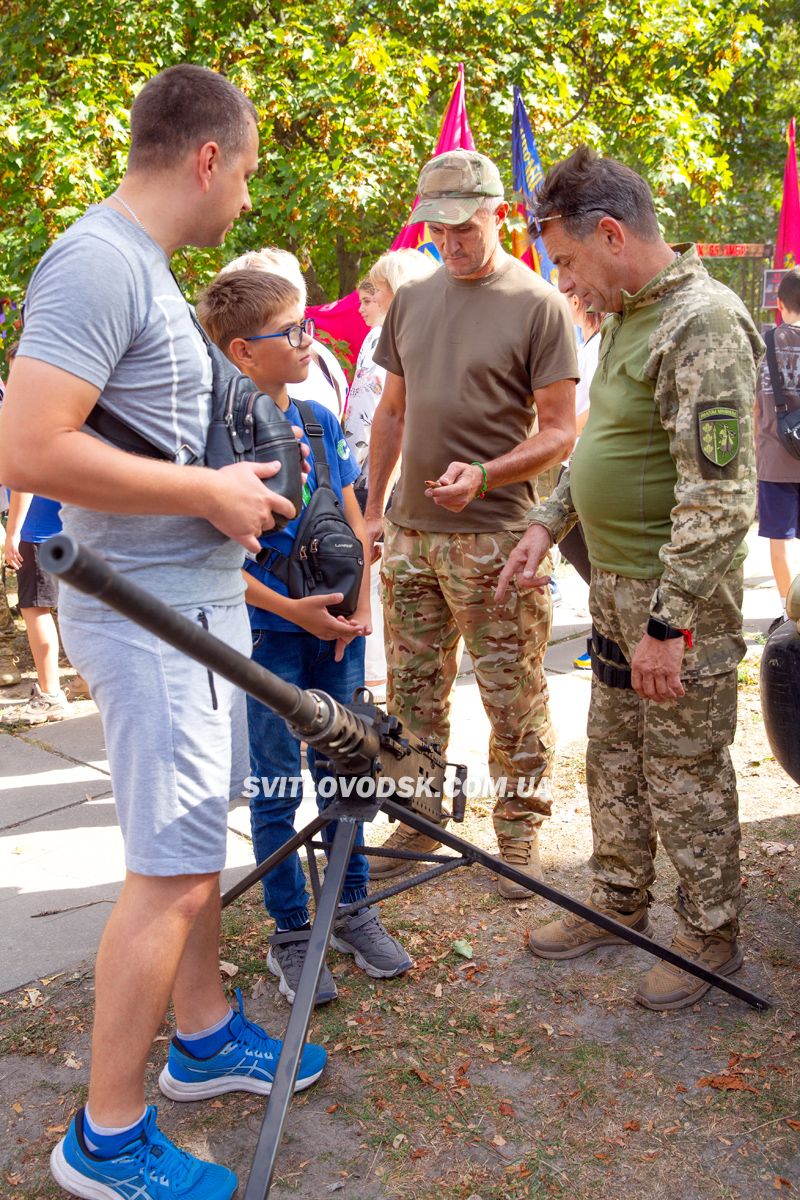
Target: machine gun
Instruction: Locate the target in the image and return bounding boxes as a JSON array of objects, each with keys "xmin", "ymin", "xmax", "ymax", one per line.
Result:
[{"xmin": 40, "ymin": 535, "xmax": 771, "ymax": 1200}]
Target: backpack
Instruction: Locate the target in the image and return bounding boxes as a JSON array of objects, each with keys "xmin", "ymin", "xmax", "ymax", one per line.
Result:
[{"xmin": 257, "ymin": 401, "xmax": 365, "ymax": 618}]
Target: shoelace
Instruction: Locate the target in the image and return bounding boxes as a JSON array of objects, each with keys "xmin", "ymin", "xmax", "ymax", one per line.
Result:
[
  {"xmin": 228, "ymin": 989, "xmax": 281, "ymax": 1061},
  {"xmin": 347, "ymin": 913, "xmax": 390, "ymax": 949},
  {"xmin": 126, "ymin": 1114, "xmax": 203, "ymax": 1194}
]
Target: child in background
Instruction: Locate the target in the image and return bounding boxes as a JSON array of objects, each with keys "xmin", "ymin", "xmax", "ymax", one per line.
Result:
[
  {"xmin": 197, "ymin": 269, "xmax": 412, "ymax": 1007},
  {"xmin": 2, "ymin": 343, "xmax": 72, "ymax": 722}
]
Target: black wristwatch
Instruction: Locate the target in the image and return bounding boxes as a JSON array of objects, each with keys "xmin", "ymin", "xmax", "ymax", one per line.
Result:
[{"xmin": 647, "ymin": 616, "xmax": 693, "ymax": 648}]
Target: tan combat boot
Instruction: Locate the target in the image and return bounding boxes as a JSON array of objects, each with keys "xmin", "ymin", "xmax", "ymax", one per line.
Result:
[
  {"xmin": 368, "ymin": 822, "xmax": 444, "ymax": 880},
  {"xmin": 528, "ymin": 904, "xmax": 652, "ymax": 960},
  {"xmin": 636, "ymin": 930, "xmax": 743, "ymax": 1011},
  {"xmin": 496, "ymin": 830, "xmax": 543, "ymax": 899}
]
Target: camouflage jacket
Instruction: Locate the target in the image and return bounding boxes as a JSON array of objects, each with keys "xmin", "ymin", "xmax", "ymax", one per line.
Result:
[{"xmin": 530, "ymin": 245, "xmax": 763, "ymax": 630}]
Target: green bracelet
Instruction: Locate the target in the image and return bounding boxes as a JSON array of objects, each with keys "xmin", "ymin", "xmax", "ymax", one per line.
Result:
[{"xmin": 471, "ymin": 461, "xmax": 489, "ymax": 499}]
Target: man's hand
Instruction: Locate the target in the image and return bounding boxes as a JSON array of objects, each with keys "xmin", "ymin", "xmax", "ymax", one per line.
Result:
[
  {"xmin": 3, "ymin": 532, "xmax": 22, "ymax": 571},
  {"xmin": 425, "ymin": 462, "xmax": 483, "ymax": 512},
  {"xmin": 631, "ymin": 634, "xmax": 686, "ymax": 702},
  {"xmin": 494, "ymin": 524, "xmax": 553, "ymax": 603},
  {"xmin": 364, "ymin": 513, "xmax": 384, "ymax": 562},
  {"xmin": 207, "ymin": 461, "xmax": 298, "ymax": 551}
]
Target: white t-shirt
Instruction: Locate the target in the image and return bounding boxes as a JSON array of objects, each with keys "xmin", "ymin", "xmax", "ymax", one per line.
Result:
[
  {"xmin": 289, "ymin": 340, "xmax": 348, "ymax": 419},
  {"xmin": 343, "ymin": 326, "xmax": 386, "ymax": 485},
  {"xmin": 576, "ymin": 329, "xmax": 600, "ymax": 420},
  {"xmin": 562, "ymin": 329, "xmax": 601, "ymax": 466}
]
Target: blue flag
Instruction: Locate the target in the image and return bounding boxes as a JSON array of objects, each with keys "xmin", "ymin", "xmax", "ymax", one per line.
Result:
[{"xmin": 511, "ymin": 87, "xmax": 558, "ymax": 285}]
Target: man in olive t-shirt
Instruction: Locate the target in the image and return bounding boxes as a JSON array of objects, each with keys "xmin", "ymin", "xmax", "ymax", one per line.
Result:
[{"xmin": 364, "ymin": 150, "xmax": 578, "ymax": 894}]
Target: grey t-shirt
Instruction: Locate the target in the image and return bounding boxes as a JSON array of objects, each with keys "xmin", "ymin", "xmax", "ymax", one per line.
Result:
[{"xmin": 18, "ymin": 206, "xmax": 245, "ymax": 618}]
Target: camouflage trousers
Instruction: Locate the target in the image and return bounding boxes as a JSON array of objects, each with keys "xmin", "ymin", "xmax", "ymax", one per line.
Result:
[
  {"xmin": 586, "ymin": 568, "xmax": 745, "ymax": 939},
  {"xmin": 381, "ymin": 520, "xmax": 555, "ymax": 836}
]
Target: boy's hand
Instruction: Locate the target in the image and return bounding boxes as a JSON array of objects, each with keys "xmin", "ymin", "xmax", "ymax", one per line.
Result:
[
  {"xmin": 349, "ymin": 603, "xmax": 373, "ymax": 638},
  {"xmin": 207, "ymin": 461, "xmax": 297, "ymax": 551},
  {"xmin": 292, "ymin": 593, "xmax": 357, "ymax": 644}
]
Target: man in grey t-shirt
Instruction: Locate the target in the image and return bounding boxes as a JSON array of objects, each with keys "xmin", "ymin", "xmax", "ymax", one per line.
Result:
[{"xmin": 0, "ymin": 66, "xmax": 324, "ymax": 1200}]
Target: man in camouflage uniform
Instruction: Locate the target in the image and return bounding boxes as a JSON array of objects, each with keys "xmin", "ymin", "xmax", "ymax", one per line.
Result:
[
  {"xmin": 364, "ymin": 149, "xmax": 578, "ymax": 894},
  {"xmin": 496, "ymin": 146, "xmax": 761, "ymax": 1007}
]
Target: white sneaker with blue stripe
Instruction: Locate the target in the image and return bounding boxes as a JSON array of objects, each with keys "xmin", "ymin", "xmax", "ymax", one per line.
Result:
[
  {"xmin": 158, "ymin": 990, "xmax": 326, "ymax": 1100},
  {"xmin": 50, "ymin": 1105, "xmax": 236, "ymax": 1199}
]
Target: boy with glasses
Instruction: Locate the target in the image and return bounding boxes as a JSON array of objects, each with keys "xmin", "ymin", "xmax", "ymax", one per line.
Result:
[{"xmin": 197, "ymin": 269, "xmax": 412, "ymax": 1007}]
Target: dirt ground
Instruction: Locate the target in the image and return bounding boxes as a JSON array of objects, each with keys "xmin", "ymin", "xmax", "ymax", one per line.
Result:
[{"xmin": 1, "ymin": 645, "xmax": 798, "ymax": 1200}]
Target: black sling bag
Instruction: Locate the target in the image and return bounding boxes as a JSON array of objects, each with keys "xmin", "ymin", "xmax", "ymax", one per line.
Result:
[
  {"xmin": 764, "ymin": 326, "xmax": 800, "ymax": 461},
  {"xmin": 256, "ymin": 401, "xmax": 364, "ymax": 618}
]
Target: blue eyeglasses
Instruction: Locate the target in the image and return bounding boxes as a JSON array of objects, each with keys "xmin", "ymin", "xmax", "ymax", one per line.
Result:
[{"xmin": 244, "ymin": 317, "xmax": 316, "ymax": 349}]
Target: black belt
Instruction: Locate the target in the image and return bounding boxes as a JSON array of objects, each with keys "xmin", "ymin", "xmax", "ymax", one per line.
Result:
[{"xmin": 587, "ymin": 627, "xmax": 632, "ymax": 689}]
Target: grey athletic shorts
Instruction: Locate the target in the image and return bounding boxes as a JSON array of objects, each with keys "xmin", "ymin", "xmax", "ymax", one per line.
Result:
[{"xmin": 59, "ymin": 603, "xmax": 251, "ymax": 877}]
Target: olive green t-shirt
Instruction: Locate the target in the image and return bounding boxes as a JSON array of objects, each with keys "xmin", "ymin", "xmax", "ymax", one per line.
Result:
[
  {"xmin": 569, "ymin": 303, "xmax": 678, "ymax": 576},
  {"xmin": 374, "ymin": 256, "xmax": 578, "ymax": 533}
]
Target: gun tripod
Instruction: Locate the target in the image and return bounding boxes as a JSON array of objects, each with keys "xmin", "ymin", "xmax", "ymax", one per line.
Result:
[{"xmin": 40, "ymin": 535, "xmax": 772, "ymax": 1200}]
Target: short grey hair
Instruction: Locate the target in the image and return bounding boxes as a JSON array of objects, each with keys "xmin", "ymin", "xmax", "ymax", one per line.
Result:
[
  {"xmin": 533, "ymin": 145, "xmax": 660, "ymax": 242},
  {"xmin": 477, "ymin": 195, "xmax": 505, "ymax": 215},
  {"xmin": 221, "ymin": 247, "xmax": 307, "ymax": 307}
]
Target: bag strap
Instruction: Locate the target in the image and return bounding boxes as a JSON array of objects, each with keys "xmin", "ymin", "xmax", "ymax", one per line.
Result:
[
  {"xmin": 314, "ymin": 350, "xmax": 345, "ymax": 418},
  {"xmin": 764, "ymin": 327, "xmax": 790, "ymax": 416},
  {"xmin": 84, "ymin": 404, "xmax": 171, "ymax": 461},
  {"xmin": 293, "ymin": 399, "xmax": 333, "ymax": 489}
]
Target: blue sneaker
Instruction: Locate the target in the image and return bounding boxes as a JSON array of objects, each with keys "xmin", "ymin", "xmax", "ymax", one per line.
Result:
[
  {"xmin": 158, "ymin": 990, "xmax": 326, "ymax": 1101},
  {"xmin": 50, "ymin": 1105, "xmax": 236, "ymax": 1199}
]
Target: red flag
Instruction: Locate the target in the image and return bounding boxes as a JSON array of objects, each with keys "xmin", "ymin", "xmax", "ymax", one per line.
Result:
[
  {"xmin": 392, "ymin": 63, "xmax": 476, "ymax": 251},
  {"xmin": 774, "ymin": 118, "xmax": 800, "ymax": 325},
  {"xmin": 308, "ymin": 66, "xmax": 476, "ymax": 367},
  {"xmin": 775, "ymin": 117, "xmax": 800, "ymax": 269}
]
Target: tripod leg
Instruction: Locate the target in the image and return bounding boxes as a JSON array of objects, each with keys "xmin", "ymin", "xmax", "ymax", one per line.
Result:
[
  {"xmin": 221, "ymin": 813, "xmax": 330, "ymax": 908},
  {"xmin": 380, "ymin": 800, "xmax": 771, "ymax": 1012},
  {"xmin": 243, "ymin": 815, "xmax": 360, "ymax": 1200}
]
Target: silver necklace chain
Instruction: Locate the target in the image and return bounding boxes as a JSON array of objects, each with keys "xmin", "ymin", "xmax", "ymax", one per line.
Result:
[{"xmin": 109, "ymin": 191, "xmax": 149, "ymax": 236}]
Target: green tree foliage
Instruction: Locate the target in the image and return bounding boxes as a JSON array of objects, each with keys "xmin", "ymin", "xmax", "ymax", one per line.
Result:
[{"xmin": 0, "ymin": 0, "xmax": 795, "ymax": 340}]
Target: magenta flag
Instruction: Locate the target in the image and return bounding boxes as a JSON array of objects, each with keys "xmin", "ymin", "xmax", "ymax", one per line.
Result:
[
  {"xmin": 308, "ymin": 65, "xmax": 476, "ymax": 367},
  {"xmin": 774, "ymin": 118, "xmax": 800, "ymax": 326},
  {"xmin": 391, "ymin": 63, "xmax": 476, "ymax": 252}
]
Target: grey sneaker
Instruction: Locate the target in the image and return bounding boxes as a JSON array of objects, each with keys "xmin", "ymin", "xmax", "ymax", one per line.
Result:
[
  {"xmin": 331, "ymin": 906, "xmax": 413, "ymax": 978},
  {"xmin": 266, "ymin": 932, "xmax": 338, "ymax": 1006},
  {"xmin": 1, "ymin": 683, "xmax": 70, "ymax": 724}
]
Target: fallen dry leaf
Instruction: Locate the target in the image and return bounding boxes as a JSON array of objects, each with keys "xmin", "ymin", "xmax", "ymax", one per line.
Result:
[
  {"xmin": 326, "ymin": 1104, "xmax": 339, "ymax": 1114},
  {"xmin": 774, "ymin": 1178, "xmax": 793, "ymax": 1191},
  {"xmin": 219, "ymin": 961, "xmax": 238, "ymax": 978},
  {"xmin": 623, "ymin": 1120, "xmax": 640, "ymax": 1132},
  {"xmin": 697, "ymin": 1074, "xmax": 758, "ymax": 1093},
  {"xmin": 499, "ymin": 1101, "xmax": 515, "ymax": 1116},
  {"xmin": 492, "ymin": 1134, "xmax": 507, "ymax": 1147},
  {"xmin": 64, "ymin": 1053, "xmax": 82, "ymax": 1070},
  {"xmin": 786, "ymin": 1119, "xmax": 800, "ymax": 1131}
]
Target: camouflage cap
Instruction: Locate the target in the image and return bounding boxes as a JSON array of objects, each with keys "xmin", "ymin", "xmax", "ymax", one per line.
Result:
[{"xmin": 414, "ymin": 150, "xmax": 504, "ymax": 226}]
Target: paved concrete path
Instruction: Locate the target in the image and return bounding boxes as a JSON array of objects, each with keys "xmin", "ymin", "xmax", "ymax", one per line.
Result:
[{"xmin": 0, "ymin": 529, "xmax": 784, "ymax": 992}]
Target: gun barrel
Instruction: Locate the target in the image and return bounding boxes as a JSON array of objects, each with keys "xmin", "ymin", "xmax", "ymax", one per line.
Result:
[{"xmin": 40, "ymin": 534, "xmax": 381, "ymax": 772}]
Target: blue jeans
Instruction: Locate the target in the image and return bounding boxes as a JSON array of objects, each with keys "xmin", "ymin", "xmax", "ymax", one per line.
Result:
[{"xmin": 247, "ymin": 628, "xmax": 369, "ymax": 929}]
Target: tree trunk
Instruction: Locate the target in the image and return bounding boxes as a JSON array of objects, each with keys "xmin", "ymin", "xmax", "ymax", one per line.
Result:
[{"xmin": 336, "ymin": 234, "xmax": 362, "ymax": 298}]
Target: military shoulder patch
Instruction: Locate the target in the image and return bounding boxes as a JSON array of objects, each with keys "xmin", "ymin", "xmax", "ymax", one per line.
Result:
[{"xmin": 698, "ymin": 405, "xmax": 740, "ymax": 467}]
